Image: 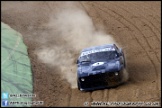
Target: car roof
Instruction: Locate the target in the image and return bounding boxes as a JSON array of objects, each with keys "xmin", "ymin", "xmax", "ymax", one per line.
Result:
[{"xmin": 81, "ymin": 44, "xmax": 115, "ymax": 52}]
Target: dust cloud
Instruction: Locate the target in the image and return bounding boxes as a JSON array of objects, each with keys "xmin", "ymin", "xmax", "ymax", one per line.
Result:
[
  {"xmin": 35, "ymin": 2, "xmax": 121, "ymax": 88},
  {"xmin": 122, "ymin": 69, "xmax": 129, "ymax": 83}
]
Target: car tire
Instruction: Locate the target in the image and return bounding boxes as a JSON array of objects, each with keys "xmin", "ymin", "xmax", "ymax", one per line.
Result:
[
  {"xmin": 123, "ymin": 52, "xmax": 126, "ymax": 68},
  {"xmin": 77, "ymin": 80, "xmax": 80, "ymax": 90}
]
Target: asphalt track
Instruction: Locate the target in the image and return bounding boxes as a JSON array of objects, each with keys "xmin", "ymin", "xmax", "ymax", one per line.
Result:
[{"xmin": 1, "ymin": 1, "xmax": 161, "ymax": 107}]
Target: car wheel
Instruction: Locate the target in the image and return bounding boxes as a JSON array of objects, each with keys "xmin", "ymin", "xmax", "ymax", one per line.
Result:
[
  {"xmin": 123, "ymin": 53, "xmax": 126, "ymax": 68},
  {"xmin": 77, "ymin": 80, "xmax": 80, "ymax": 90}
]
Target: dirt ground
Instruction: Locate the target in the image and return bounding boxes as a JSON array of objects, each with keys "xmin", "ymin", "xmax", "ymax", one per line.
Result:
[{"xmin": 1, "ymin": 1, "xmax": 161, "ymax": 107}]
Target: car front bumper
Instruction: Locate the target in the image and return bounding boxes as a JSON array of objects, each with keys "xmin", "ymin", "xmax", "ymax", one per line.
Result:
[{"xmin": 78, "ymin": 70, "xmax": 124, "ymax": 91}]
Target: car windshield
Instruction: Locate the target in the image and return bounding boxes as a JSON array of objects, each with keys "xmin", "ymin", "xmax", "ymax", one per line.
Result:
[{"xmin": 80, "ymin": 51, "xmax": 118, "ymax": 63}]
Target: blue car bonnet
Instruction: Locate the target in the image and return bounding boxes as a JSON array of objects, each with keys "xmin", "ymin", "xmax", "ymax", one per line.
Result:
[{"xmin": 79, "ymin": 59, "xmax": 121, "ymax": 77}]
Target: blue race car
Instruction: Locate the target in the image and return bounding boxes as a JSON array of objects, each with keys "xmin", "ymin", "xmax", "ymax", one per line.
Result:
[{"xmin": 76, "ymin": 44, "xmax": 126, "ymax": 91}]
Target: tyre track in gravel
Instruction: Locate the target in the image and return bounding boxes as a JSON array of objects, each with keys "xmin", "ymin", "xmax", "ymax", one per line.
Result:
[
  {"xmin": 115, "ymin": 2, "xmax": 161, "ymax": 60},
  {"xmin": 1, "ymin": 1, "xmax": 161, "ymax": 106},
  {"xmin": 115, "ymin": 2, "xmax": 160, "ymax": 42}
]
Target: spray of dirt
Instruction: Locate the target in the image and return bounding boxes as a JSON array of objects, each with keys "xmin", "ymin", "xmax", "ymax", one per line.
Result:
[
  {"xmin": 35, "ymin": 2, "xmax": 127, "ymax": 88},
  {"xmin": 122, "ymin": 68, "xmax": 129, "ymax": 82}
]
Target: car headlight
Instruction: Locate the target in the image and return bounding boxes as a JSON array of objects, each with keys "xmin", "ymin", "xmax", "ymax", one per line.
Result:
[
  {"xmin": 115, "ymin": 72, "xmax": 118, "ymax": 76},
  {"xmin": 81, "ymin": 78, "xmax": 85, "ymax": 81}
]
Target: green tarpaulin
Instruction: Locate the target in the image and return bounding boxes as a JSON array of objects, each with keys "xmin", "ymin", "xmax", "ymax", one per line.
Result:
[{"xmin": 1, "ymin": 22, "xmax": 33, "ymax": 107}]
